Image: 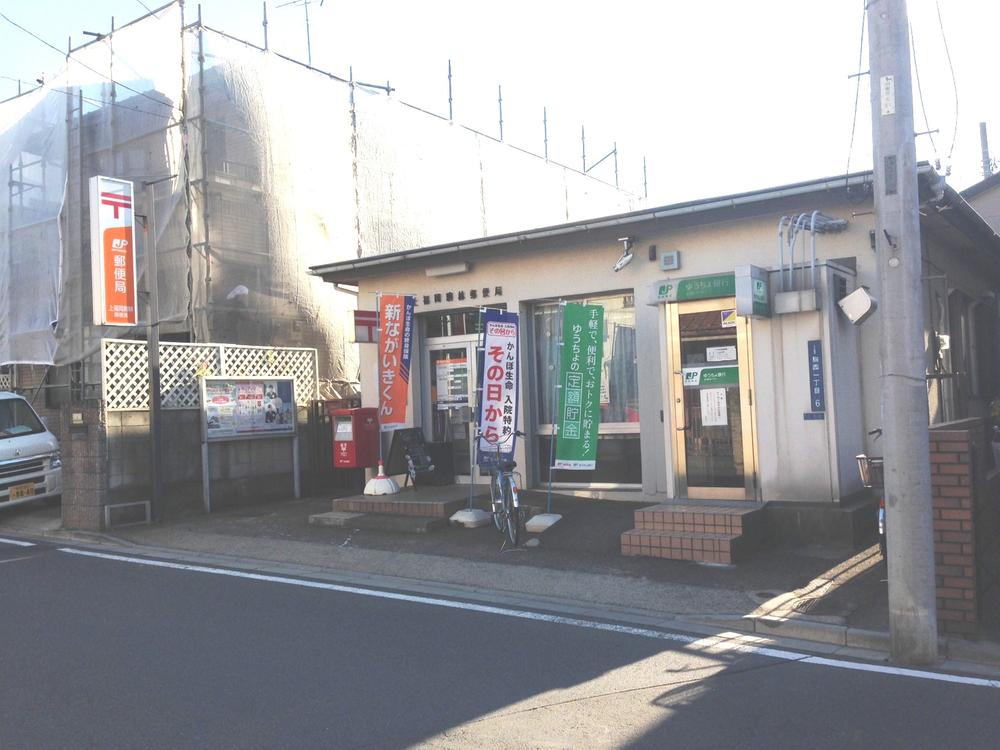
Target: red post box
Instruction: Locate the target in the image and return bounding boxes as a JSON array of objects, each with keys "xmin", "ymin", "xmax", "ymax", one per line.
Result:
[{"xmin": 330, "ymin": 407, "xmax": 379, "ymax": 469}]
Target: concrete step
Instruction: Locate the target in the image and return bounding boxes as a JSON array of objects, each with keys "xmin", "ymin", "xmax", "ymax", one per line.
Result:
[
  {"xmin": 620, "ymin": 528, "xmax": 745, "ymax": 565},
  {"xmin": 309, "ymin": 510, "xmax": 449, "ymax": 534},
  {"xmin": 332, "ymin": 496, "xmax": 467, "ymax": 519}
]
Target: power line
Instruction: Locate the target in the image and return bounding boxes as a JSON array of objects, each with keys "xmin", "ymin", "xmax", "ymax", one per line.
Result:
[
  {"xmin": 1, "ymin": 74, "xmax": 179, "ymax": 121},
  {"xmin": 134, "ymin": 0, "xmax": 161, "ymax": 17},
  {"xmin": 845, "ymin": 1, "xmax": 867, "ymax": 180},
  {"xmin": 0, "ymin": 9, "xmax": 179, "ymax": 118},
  {"xmin": 935, "ymin": 0, "xmax": 959, "ymax": 170},
  {"xmin": 909, "ymin": 22, "xmax": 940, "ymax": 167}
]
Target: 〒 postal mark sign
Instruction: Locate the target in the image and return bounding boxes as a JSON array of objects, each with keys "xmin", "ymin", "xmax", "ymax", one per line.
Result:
[{"xmin": 90, "ymin": 176, "xmax": 138, "ymax": 326}]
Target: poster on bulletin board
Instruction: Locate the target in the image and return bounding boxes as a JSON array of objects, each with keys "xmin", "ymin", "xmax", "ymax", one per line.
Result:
[{"xmin": 201, "ymin": 377, "xmax": 296, "ymax": 441}]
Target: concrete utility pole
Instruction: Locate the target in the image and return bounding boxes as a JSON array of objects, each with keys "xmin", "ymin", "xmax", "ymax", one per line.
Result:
[
  {"xmin": 867, "ymin": 0, "xmax": 938, "ymax": 664},
  {"xmin": 981, "ymin": 122, "xmax": 993, "ymax": 178},
  {"xmin": 143, "ymin": 176, "xmax": 174, "ymax": 524}
]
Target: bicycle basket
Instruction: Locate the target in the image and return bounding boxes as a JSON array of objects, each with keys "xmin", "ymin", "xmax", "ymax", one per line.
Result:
[{"xmin": 855, "ymin": 454, "xmax": 884, "ymax": 490}]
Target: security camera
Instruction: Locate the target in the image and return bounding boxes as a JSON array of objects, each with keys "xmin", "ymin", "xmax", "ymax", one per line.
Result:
[
  {"xmin": 613, "ymin": 252, "xmax": 634, "ymax": 272},
  {"xmin": 613, "ymin": 237, "xmax": 634, "ymax": 272}
]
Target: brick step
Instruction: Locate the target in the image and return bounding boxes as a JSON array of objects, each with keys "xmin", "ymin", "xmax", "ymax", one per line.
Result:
[
  {"xmin": 333, "ymin": 496, "xmax": 467, "ymax": 518},
  {"xmin": 620, "ymin": 528, "xmax": 747, "ymax": 565},
  {"xmin": 633, "ymin": 503, "xmax": 764, "ymax": 538}
]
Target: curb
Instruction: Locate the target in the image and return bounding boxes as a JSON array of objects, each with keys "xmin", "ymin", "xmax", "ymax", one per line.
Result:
[
  {"xmin": 4, "ymin": 519, "xmax": 1000, "ymax": 676},
  {"xmin": 682, "ymin": 613, "xmax": 1000, "ymax": 672}
]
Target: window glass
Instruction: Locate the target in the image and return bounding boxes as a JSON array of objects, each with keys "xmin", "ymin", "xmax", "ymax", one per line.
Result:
[
  {"xmin": 424, "ymin": 306, "xmax": 505, "ymax": 338},
  {"xmin": 536, "ymin": 434, "xmax": 642, "ymax": 484},
  {"xmin": 534, "ymin": 293, "xmax": 638, "ymax": 426},
  {"xmin": 0, "ymin": 398, "xmax": 45, "ymax": 437},
  {"xmin": 533, "ymin": 293, "xmax": 640, "ymax": 484}
]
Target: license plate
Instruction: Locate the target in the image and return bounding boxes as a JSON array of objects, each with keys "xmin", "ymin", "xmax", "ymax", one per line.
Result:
[{"xmin": 8, "ymin": 483, "xmax": 36, "ymax": 501}]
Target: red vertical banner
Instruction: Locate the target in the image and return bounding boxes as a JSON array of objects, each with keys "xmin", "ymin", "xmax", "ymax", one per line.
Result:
[
  {"xmin": 378, "ymin": 294, "xmax": 415, "ymax": 431},
  {"xmin": 89, "ymin": 176, "xmax": 138, "ymax": 326}
]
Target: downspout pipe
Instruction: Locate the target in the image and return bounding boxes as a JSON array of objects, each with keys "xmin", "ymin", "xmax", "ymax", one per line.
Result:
[
  {"xmin": 787, "ymin": 213, "xmax": 809, "ymax": 291},
  {"xmin": 777, "ymin": 216, "xmax": 791, "ymax": 292},
  {"xmin": 809, "ymin": 209, "xmax": 820, "ymax": 290}
]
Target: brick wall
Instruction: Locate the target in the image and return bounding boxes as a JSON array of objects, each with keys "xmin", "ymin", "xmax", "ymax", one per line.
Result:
[
  {"xmin": 929, "ymin": 420, "xmax": 984, "ymax": 636},
  {"xmin": 59, "ymin": 401, "xmax": 109, "ymax": 532}
]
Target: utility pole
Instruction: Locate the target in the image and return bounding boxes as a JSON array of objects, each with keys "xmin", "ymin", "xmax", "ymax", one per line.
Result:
[
  {"xmin": 143, "ymin": 175, "xmax": 174, "ymax": 523},
  {"xmin": 981, "ymin": 122, "xmax": 993, "ymax": 177},
  {"xmin": 867, "ymin": 0, "xmax": 938, "ymax": 664}
]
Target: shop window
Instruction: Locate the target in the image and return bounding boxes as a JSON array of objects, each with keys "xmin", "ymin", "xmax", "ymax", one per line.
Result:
[
  {"xmin": 536, "ymin": 434, "xmax": 642, "ymax": 484},
  {"xmin": 424, "ymin": 307, "xmax": 505, "ymax": 339},
  {"xmin": 533, "ymin": 292, "xmax": 640, "ymax": 485}
]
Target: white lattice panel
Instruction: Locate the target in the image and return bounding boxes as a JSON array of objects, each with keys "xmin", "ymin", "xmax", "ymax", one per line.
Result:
[
  {"xmin": 160, "ymin": 344, "xmax": 222, "ymax": 409},
  {"xmin": 0, "ymin": 372, "xmax": 11, "ymax": 391},
  {"xmin": 222, "ymin": 346, "xmax": 318, "ymax": 403},
  {"xmin": 102, "ymin": 341, "xmax": 151, "ymax": 410},
  {"xmin": 102, "ymin": 340, "xmax": 318, "ymax": 410}
]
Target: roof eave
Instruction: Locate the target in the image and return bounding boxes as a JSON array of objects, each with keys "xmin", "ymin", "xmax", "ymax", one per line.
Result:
[{"xmin": 310, "ymin": 170, "xmax": 880, "ymax": 284}]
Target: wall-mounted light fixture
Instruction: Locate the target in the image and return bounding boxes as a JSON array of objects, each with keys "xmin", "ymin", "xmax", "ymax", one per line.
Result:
[
  {"xmin": 837, "ymin": 286, "xmax": 878, "ymax": 325},
  {"xmin": 425, "ymin": 261, "xmax": 470, "ymax": 277}
]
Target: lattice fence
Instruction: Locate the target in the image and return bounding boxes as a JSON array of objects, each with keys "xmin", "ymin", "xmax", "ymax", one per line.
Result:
[
  {"xmin": 102, "ymin": 339, "xmax": 318, "ymax": 410},
  {"xmin": 0, "ymin": 371, "xmax": 11, "ymax": 391}
]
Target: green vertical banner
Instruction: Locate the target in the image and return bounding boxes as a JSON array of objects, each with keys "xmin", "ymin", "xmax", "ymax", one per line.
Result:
[{"xmin": 555, "ymin": 303, "xmax": 604, "ymax": 470}]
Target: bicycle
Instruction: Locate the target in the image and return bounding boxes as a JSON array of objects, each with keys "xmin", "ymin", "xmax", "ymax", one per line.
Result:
[
  {"xmin": 856, "ymin": 428, "xmax": 885, "ymax": 559},
  {"xmin": 481, "ymin": 430, "xmax": 524, "ymax": 547}
]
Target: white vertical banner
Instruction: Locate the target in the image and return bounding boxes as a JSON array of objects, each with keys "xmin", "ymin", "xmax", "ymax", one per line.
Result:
[
  {"xmin": 89, "ymin": 176, "xmax": 138, "ymax": 326},
  {"xmin": 477, "ymin": 309, "xmax": 519, "ymax": 467}
]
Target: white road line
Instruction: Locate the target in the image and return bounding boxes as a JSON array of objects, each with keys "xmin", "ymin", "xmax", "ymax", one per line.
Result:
[
  {"xmin": 57, "ymin": 546, "xmax": 1000, "ymax": 690},
  {"xmin": 0, "ymin": 537, "xmax": 36, "ymax": 547}
]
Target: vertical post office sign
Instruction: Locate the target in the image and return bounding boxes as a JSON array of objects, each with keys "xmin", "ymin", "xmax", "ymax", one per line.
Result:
[{"xmin": 90, "ymin": 176, "xmax": 138, "ymax": 326}]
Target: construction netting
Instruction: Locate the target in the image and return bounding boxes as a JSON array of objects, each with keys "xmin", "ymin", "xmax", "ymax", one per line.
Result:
[{"xmin": 0, "ymin": 1, "xmax": 635, "ymax": 382}]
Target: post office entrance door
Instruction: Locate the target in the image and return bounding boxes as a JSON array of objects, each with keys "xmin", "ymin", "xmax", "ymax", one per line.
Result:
[
  {"xmin": 427, "ymin": 340, "xmax": 476, "ymax": 481},
  {"xmin": 668, "ymin": 298, "xmax": 757, "ymax": 500}
]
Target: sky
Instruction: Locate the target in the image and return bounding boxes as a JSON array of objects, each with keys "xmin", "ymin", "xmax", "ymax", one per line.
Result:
[{"xmin": 0, "ymin": 0, "xmax": 997, "ymax": 205}]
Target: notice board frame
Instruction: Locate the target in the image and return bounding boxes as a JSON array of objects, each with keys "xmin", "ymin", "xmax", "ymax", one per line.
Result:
[{"xmin": 199, "ymin": 376, "xmax": 300, "ymax": 512}]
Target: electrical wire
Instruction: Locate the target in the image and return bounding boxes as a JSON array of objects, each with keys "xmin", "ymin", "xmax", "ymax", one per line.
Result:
[
  {"xmin": 0, "ymin": 9, "xmax": 179, "ymax": 117},
  {"xmin": 935, "ymin": 0, "xmax": 959, "ymax": 171},
  {"xmin": 845, "ymin": 1, "xmax": 867, "ymax": 183},
  {"xmin": 909, "ymin": 22, "xmax": 940, "ymax": 168},
  {"xmin": 0, "ymin": 75, "xmax": 179, "ymax": 121},
  {"xmin": 134, "ymin": 0, "xmax": 162, "ymax": 18}
]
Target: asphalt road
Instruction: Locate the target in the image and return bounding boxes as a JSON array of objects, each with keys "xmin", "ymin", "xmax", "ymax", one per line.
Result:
[{"xmin": 0, "ymin": 536, "xmax": 997, "ymax": 749}]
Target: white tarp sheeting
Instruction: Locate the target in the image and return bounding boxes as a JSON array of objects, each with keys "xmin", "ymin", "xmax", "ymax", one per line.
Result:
[{"xmin": 0, "ymin": 2, "xmax": 635, "ymax": 380}]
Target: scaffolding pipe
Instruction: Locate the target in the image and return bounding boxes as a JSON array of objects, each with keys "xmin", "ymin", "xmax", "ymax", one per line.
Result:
[{"xmin": 543, "ymin": 107, "xmax": 548, "ymax": 160}]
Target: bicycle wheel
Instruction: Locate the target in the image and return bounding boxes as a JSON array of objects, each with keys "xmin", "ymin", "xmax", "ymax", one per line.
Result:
[
  {"xmin": 503, "ymin": 478, "xmax": 520, "ymax": 547},
  {"xmin": 490, "ymin": 473, "xmax": 505, "ymax": 533}
]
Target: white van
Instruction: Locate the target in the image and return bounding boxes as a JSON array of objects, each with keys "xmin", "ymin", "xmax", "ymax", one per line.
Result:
[{"xmin": 0, "ymin": 392, "xmax": 62, "ymax": 508}]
